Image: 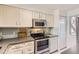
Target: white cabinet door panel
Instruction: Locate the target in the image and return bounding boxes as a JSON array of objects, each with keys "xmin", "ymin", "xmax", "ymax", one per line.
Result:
[
  {"xmin": 0, "ymin": 5, "xmax": 19, "ymax": 27},
  {"xmin": 3, "ymin": 6, "xmax": 19, "ymax": 27},
  {"xmin": 32, "ymin": 11, "xmax": 39, "ymax": 19},
  {"xmin": 23, "ymin": 46, "xmax": 34, "ymax": 54},
  {"xmin": 23, "ymin": 41, "xmax": 34, "ymax": 54},
  {"xmin": 19, "ymin": 9, "xmax": 32, "ymax": 27},
  {"xmin": 49, "ymin": 37, "xmax": 58, "ymax": 53},
  {"xmin": 0, "ymin": 5, "xmax": 5, "ymax": 27},
  {"xmin": 46, "ymin": 14, "xmax": 54, "ymax": 27},
  {"xmin": 39, "ymin": 13, "xmax": 46, "ymax": 19}
]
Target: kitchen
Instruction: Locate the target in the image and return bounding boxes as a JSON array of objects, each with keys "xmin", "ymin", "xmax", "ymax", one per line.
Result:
[{"xmin": 0, "ymin": 4, "xmax": 78, "ymax": 54}]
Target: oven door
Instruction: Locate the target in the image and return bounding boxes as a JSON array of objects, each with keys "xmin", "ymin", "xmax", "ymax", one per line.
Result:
[
  {"xmin": 32, "ymin": 19, "xmax": 47, "ymax": 27},
  {"xmin": 35, "ymin": 39, "xmax": 49, "ymax": 54}
]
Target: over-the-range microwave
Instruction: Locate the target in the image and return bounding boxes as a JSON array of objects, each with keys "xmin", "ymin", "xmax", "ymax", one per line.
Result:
[{"xmin": 32, "ymin": 19, "xmax": 47, "ymax": 27}]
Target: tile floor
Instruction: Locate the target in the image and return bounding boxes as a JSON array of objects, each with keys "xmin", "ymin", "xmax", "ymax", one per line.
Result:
[{"xmin": 61, "ymin": 40, "xmax": 79, "ymax": 54}]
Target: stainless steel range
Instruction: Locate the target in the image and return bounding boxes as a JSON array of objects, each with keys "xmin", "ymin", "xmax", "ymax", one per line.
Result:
[{"xmin": 31, "ymin": 32, "xmax": 49, "ymax": 54}]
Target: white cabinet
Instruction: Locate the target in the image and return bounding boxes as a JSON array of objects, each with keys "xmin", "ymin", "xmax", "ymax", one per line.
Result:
[
  {"xmin": 32, "ymin": 11, "xmax": 39, "ymax": 19},
  {"xmin": 39, "ymin": 13, "xmax": 46, "ymax": 19},
  {"xmin": 0, "ymin": 5, "xmax": 4, "ymax": 27},
  {"xmin": 19, "ymin": 9, "xmax": 32, "ymax": 27},
  {"xmin": 4, "ymin": 41, "xmax": 34, "ymax": 54},
  {"xmin": 23, "ymin": 41, "xmax": 34, "ymax": 54},
  {"xmin": 23, "ymin": 46, "xmax": 34, "ymax": 54},
  {"xmin": 0, "ymin": 5, "xmax": 19, "ymax": 27},
  {"xmin": 32, "ymin": 11, "xmax": 46, "ymax": 20},
  {"xmin": 4, "ymin": 43, "xmax": 25, "ymax": 54},
  {"xmin": 0, "ymin": 5, "xmax": 32, "ymax": 27},
  {"xmin": 46, "ymin": 14, "xmax": 54, "ymax": 27},
  {"xmin": 49, "ymin": 37, "xmax": 58, "ymax": 53}
]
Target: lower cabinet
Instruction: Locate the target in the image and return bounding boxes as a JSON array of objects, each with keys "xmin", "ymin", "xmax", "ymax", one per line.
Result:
[
  {"xmin": 49, "ymin": 37, "xmax": 58, "ymax": 53},
  {"xmin": 4, "ymin": 41, "xmax": 34, "ymax": 54},
  {"xmin": 23, "ymin": 46, "xmax": 34, "ymax": 54},
  {"xmin": 23, "ymin": 42, "xmax": 34, "ymax": 54}
]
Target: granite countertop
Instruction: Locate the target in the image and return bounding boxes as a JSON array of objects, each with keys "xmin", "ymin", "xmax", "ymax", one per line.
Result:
[
  {"xmin": 45, "ymin": 34, "xmax": 59, "ymax": 38},
  {"xmin": 0, "ymin": 34, "xmax": 58, "ymax": 54},
  {"xmin": 0, "ymin": 37, "xmax": 34, "ymax": 54}
]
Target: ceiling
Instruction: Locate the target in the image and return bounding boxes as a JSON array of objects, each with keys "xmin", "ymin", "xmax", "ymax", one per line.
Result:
[{"xmin": 7, "ymin": 4, "xmax": 79, "ymax": 15}]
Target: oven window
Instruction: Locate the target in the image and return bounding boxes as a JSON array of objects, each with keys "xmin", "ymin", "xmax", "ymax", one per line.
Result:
[{"xmin": 37, "ymin": 39, "xmax": 49, "ymax": 51}]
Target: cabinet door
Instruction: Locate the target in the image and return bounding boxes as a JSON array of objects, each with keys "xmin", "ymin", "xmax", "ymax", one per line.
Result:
[
  {"xmin": 23, "ymin": 46, "xmax": 34, "ymax": 54},
  {"xmin": 23, "ymin": 41, "xmax": 34, "ymax": 54},
  {"xmin": 49, "ymin": 37, "xmax": 58, "ymax": 53},
  {"xmin": 3, "ymin": 6, "xmax": 19, "ymax": 27},
  {"xmin": 0, "ymin": 5, "xmax": 4, "ymax": 27},
  {"xmin": 39, "ymin": 12, "xmax": 46, "ymax": 19},
  {"xmin": 19, "ymin": 9, "xmax": 32, "ymax": 27},
  {"xmin": 32, "ymin": 11, "xmax": 39, "ymax": 19},
  {"xmin": 46, "ymin": 14, "xmax": 54, "ymax": 27}
]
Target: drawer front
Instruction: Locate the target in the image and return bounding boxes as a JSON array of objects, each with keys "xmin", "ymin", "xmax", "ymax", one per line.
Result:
[
  {"xmin": 9, "ymin": 44, "xmax": 25, "ymax": 50},
  {"xmin": 5, "ymin": 49, "xmax": 22, "ymax": 54},
  {"xmin": 25, "ymin": 41, "xmax": 34, "ymax": 46}
]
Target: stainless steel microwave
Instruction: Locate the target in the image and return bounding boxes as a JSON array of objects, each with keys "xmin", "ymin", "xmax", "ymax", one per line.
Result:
[{"xmin": 32, "ymin": 19, "xmax": 47, "ymax": 27}]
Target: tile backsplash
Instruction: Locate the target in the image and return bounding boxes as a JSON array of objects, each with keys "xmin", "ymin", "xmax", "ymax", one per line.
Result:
[
  {"xmin": 0, "ymin": 27, "xmax": 54, "ymax": 39},
  {"xmin": 0, "ymin": 28, "xmax": 19, "ymax": 39},
  {"xmin": 0, "ymin": 27, "xmax": 32, "ymax": 39}
]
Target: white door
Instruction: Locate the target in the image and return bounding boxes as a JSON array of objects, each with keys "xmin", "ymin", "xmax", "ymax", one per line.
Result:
[
  {"xmin": 58, "ymin": 17, "xmax": 66, "ymax": 50},
  {"xmin": 49, "ymin": 37, "xmax": 58, "ymax": 53}
]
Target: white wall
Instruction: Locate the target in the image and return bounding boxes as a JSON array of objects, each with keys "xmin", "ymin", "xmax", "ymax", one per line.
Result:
[{"xmin": 67, "ymin": 8, "xmax": 79, "ymax": 16}]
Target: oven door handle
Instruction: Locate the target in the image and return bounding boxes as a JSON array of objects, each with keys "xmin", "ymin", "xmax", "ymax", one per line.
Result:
[{"xmin": 36, "ymin": 39, "xmax": 48, "ymax": 41}]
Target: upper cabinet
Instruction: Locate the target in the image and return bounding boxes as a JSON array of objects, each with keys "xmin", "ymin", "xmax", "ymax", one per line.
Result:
[
  {"xmin": 0, "ymin": 5, "xmax": 19, "ymax": 27},
  {"xmin": 0, "ymin": 5, "xmax": 4, "ymax": 27},
  {"xmin": 0, "ymin": 5, "xmax": 32, "ymax": 27},
  {"xmin": 32, "ymin": 11, "xmax": 46, "ymax": 20},
  {"xmin": 46, "ymin": 14, "xmax": 54, "ymax": 27},
  {"xmin": 32, "ymin": 11, "xmax": 54, "ymax": 27},
  {"xmin": 0, "ymin": 5, "xmax": 54, "ymax": 27},
  {"xmin": 32, "ymin": 11, "xmax": 39, "ymax": 19},
  {"xmin": 39, "ymin": 12, "xmax": 46, "ymax": 19},
  {"xmin": 19, "ymin": 9, "xmax": 32, "ymax": 27}
]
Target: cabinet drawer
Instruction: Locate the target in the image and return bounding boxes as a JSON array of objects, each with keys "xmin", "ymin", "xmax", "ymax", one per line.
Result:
[
  {"xmin": 8, "ymin": 43, "xmax": 25, "ymax": 50},
  {"xmin": 5, "ymin": 49, "xmax": 22, "ymax": 54},
  {"xmin": 25, "ymin": 41, "xmax": 34, "ymax": 46}
]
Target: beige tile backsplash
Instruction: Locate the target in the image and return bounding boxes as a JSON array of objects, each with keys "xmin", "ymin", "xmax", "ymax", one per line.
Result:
[{"xmin": 0, "ymin": 27, "xmax": 54, "ymax": 39}]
